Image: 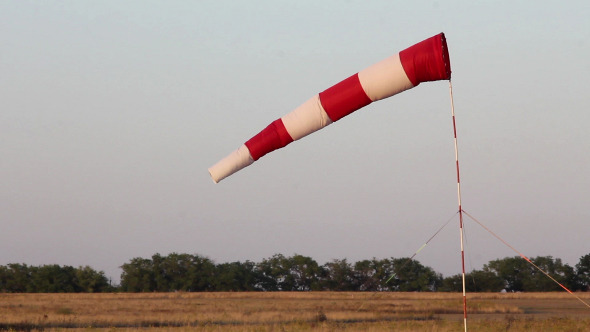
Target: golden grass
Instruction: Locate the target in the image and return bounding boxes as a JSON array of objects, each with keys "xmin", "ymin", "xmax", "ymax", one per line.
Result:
[{"xmin": 1, "ymin": 292, "xmax": 589, "ymax": 331}]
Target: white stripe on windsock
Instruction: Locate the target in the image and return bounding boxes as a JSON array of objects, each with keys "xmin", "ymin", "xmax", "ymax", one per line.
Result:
[
  {"xmin": 358, "ymin": 54, "xmax": 414, "ymax": 102},
  {"xmin": 281, "ymin": 95, "xmax": 332, "ymax": 141}
]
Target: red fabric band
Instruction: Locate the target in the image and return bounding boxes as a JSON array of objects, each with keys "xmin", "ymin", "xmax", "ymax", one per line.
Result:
[
  {"xmin": 318, "ymin": 73, "xmax": 372, "ymax": 122},
  {"xmin": 399, "ymin": 33, "xmax": 451, "ymax": 86},
  {"xmin": 245, "ymin": 119, "xmax": 294, "ymax": 161}
]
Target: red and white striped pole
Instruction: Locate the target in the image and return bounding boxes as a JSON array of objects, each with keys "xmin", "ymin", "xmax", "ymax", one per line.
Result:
[{"xmin": 449, "ymin": 81, "xmax": 467, "ymax": 331}]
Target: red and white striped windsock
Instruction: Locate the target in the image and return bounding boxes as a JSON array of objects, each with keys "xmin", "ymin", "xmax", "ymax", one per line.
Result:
[{"xmin": 209, "ymin": 33, "xmax": 451, "ymax": 183}]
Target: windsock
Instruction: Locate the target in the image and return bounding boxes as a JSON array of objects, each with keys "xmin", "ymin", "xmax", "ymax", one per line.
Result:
[{"xmin": 209, "ymin": 33, "xmax": 451, "ymax": 183}]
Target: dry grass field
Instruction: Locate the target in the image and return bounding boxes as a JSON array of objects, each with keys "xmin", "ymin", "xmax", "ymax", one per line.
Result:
[{"xmin": 1, "ymin": 292, "xmax": 589, "ymax": 331}]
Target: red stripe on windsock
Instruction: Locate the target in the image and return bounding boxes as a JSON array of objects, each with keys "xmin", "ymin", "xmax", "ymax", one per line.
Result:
[
  {"xmin": 245, "ymin": 119, "xmax": 294, "ymax": 161},
  {"xmin": 399, "ymin": 33, "xmax": 451, "ymax": 86},
  {"xmin": 319, "ymin": 73, "xmax": 372, "ymax": 122}
]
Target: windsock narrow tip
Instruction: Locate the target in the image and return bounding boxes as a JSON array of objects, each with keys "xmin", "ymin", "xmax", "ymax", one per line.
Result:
[
  {"xmin": 208, "ymin": 145, "xmax": 254, "ymax": 183},
  {"xmin": 208, "ymin": 169, "xmax": 220, "ymax": 183}
]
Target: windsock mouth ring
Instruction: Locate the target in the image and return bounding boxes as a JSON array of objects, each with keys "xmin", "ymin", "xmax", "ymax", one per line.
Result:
[
  {"xmin": 440, "ymin": 33, "xmax": 452, "ymax": 80},
  {"xmin": 399, "ymin": 32, "xmax": 452, "ymax": 86}
]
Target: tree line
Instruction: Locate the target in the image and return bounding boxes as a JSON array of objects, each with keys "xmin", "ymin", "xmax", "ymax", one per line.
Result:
[
  {"xmin": 1, "ymin": 253, "xmax": 589, "ymax": 293},
  {"xmin": 0, "ymin": 264, "xmax": 114, "ymax": 293}
]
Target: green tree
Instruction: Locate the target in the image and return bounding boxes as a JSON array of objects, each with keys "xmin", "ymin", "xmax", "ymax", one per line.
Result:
[
  {"xmin": 525, "ymin": 256, "xmax": 576, "ymax": 291},
  {"xmin": 184, "ymin": 254, "xmax": 216, "ymax": 291},
  {"xmin": 150, "ymin": 253, "xmax": 217, "ymax": 292},
  {"xmin": 352, "ymin": 259, "xmax": 382, "ymax": 291},
  {"xmin": 75, "ymin": 266, "xmax": 112, "ymax": 292},
  {"xmin": 0, "ymin": 264, "xmax": 31, "ymax": 292},
  {"xmin": 215, "ymin": 261, "xmax": 260, "ymax": 291},
  {"xmin": 485, "ymin": 257, "xmax": 530, "ymax": 292},
  {"xmin": 256, "ymin": 254, "xmax": 292, "ymax": 291},
  {"xmin": 288, "ymin": 254, "xmax": 322, "ymax": 291},
  {"xmin": 440, "ymin": 271, "xmax": 504, "ymax": 292},
  {"xmin": 0, "ymin": 264, "xmax": 112, "ymax": 293},
  {"xmin": 254, "ymin": 255, "xmax": 280, "ymax": 291},
  {"xmin": 120, "ymin": 253, "xmax": 217, "ymax": 292},
  {"xmin": 152, "ymin": 253, "xmax": 202, "ymax": 291},
  {"xmin": 386, "ymin": 258, "xmax": 442, "ymax": 291},
  {"xmin": 484, "ymin": 256, "xmax": 576, "ymax": 292},
  {"xmin": 440, "ymin": 274, "xmax": 462, "ymax": 292},
  {"xmin": 151, "ymin": 253, "xmax": 169, "ymax": 291},
  {"xmin": 465, "ymin": 269, "xmax": 504, "ymax": 292},
  {"xmin": 256, "ymin": 254, "xmax": 321, "ymax": 291},
  {"xmin": 29, "ymin": 265, "xmax": 80, "ymax": 292},
  {"xmin": 120, "ymin": 258, "xmax": 155, "ymax": 292},
  {"xmin": 575, "ymin": 254, "xmax": 590, "ymax": 291},
  {"xmin": 0, "ymin": 265, "xmax": 8, "ymax": 292},
  {"xmin": 321, "ymin": 259, "xmax": 355, "ymax": 291}
]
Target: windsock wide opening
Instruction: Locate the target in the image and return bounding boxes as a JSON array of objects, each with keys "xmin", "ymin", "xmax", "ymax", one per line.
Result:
[
  {"xmin": 399, "ymin": 33, "xmax": 451, "ymax": 86},
  {"xmin": 440, "ymin": 33, "xmax": 451, "ymax": 80}
]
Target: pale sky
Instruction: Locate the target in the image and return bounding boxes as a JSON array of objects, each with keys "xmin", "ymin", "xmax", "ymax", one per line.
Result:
[{"xmin": 2, "ymin": 1, "xmax": 589, "ymax": 283}]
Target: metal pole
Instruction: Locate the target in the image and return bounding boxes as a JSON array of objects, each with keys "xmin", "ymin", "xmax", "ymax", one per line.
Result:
[{"xmin": 449, "ymin": 81, "xmax": 467, "ymax": 332}]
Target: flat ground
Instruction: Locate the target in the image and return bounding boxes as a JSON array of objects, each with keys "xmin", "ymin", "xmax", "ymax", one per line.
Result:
[{"xmin": 1, "ymin": 292, "xmax": 589, "ymax": 331}]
